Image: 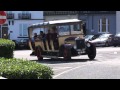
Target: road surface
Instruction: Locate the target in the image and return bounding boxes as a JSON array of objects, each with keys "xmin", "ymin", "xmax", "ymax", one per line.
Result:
[{"xmin": 14, "ymin": 47, "xmax": 120, "ymax": 79}]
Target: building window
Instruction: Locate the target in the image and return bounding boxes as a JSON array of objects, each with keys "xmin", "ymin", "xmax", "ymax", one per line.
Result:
[
  {"xmin": 8, "ymin": 21, "xmax": 11, "ymax": 25},
  {"xmin": 19, "ymin": 24, "xmax": 28, "ymax": 37},
  {"xmin": 98, "ymin": 18, "xmax": 109, "ymax": 33},
  {"xmin": 19, "ymin": 24, "xmax": 22, "ymax": 36},
  {"xmin": 12, "ymin": 21, "xmax": 14, "ymax": 25},
  {"xmin": 23, "ymin": 24, "xmax": 28, "ymax": 36},
  {"xmin": 22, "ymin": 11, "xmax": 29, "ymax": 14},
  {"xmin": 7, "ymin": 11, "xmax": 12, "ymax": 14}
]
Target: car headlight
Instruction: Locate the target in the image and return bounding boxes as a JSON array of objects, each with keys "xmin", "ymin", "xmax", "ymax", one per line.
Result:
[{"xmin": 87, "ymin": 43, "xmax": 91, "ymax": 47}]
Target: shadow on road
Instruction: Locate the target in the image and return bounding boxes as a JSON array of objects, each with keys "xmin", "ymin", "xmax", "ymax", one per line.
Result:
[{"xmin": 31, "ymin": 58, "xmax": 97, "ymax": 64}]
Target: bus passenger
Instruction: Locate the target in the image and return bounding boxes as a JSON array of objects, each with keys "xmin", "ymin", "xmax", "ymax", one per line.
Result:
[
  {"xmin": 51, "ymin": 27, "xmax": 59, "ymax": 50},
  {"xmin": 46, "ymin": 29, "xmax": 52, "ymax": 50},
  {"xmin": 30, "ymin": 33, "xmax": 37, "ymax": 56},
  {"xmin": 40, "ymin": 31, "xmax": 47, "ymax": 50}
]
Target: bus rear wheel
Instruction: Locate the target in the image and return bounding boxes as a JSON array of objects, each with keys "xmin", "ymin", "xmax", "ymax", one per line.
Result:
[
  {"xmin": 63, "ymin": 48, "xmax": 71, "ymax": 60},
  {"xmin": 36, "ymin": 46, "xmax": 43, "ymax": 61}
]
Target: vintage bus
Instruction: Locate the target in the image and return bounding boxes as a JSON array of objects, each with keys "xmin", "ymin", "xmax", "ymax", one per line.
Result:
[{"xmin": 28, "ymin": 19, "xmax": 96, "ymax": 60}]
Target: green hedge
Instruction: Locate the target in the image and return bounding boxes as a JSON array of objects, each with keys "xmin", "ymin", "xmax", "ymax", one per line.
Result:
[
  {"xmin": 0, "ymin": 58, "xmax": 54, "ymax": 79},
  {"xmin": 0, "ymin": 39, "xmax": 15, "ymax": 58}
]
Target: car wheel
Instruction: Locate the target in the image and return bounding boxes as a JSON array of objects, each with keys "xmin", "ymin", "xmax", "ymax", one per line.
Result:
[
  {"xmin": 63, "ymin": 47, "xmax": 71, "ymax": 60},
  {"xmin": 105, "ymin": 42, "xmax": 109, "ymax": 47},
  {"xmin": 88, "ymin": 43, "xmax": 96, "ymax": 60},
  {"xmin": 36, "ymin": 46, "xmax": 43, "ymax": 61},
  {"xmin": 113, "ymin": 43, "xmax": 118, "ymax": 47}
]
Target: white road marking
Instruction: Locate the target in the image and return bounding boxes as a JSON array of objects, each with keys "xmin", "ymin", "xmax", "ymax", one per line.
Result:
[
  {"xmin": 0, "ymin": 16, "xmax": 6, "ymax": 19},
  {"xmin": 53, "ymin": 64, "xmax": 88, "ymax": 79},
  {"xmin": 114, "ymin": 52, "xmax": 117, "ymax": 54},
  {"xmin": 53, "ymin": 60, "xmax": 120, "ymax": 79},
  {"xmin": 52, "ymin": 67, "xmax": 72, "ymax": 70}
]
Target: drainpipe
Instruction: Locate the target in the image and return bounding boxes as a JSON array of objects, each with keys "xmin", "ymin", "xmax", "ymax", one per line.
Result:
[
  {"xmin": 91, "ymin": 14, "xmax": 94, "ymax": 33},
  {"xmin": 92, "ymin": 14, "xmax": 93, "ymax": 29}
]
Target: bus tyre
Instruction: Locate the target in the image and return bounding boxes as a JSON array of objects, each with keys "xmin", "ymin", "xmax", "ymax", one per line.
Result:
[
  {"xmin": 114, "ymin": 44, "xmax": 117, "ymax": 47},
  {"xmin": 88, "ymin": 44, "xmax": 96, "ymax": 60},
  {"xmin": 63, "ymin": 47, "xmax": 71, "ymax": 60},
  {"xmin": 36, "ymin": 46, "xmax": 43, "ymax": 61}
]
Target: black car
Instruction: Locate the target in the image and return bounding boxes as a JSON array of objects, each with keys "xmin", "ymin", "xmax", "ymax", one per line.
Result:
[
  {"xmin": 113, "ymin": 34, "xmax": 120, "ymax": 47},
  {"xmin": 13, "ymin": 38, "xmax": 29, "ymax": 49}
]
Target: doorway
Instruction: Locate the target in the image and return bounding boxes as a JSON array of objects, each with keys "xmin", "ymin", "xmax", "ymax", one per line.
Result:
[{"xmin": 1, "ymin": 24, "xmax": 9, "ymax": 39}]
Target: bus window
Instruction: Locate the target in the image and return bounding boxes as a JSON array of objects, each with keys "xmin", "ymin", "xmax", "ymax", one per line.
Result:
[
  {"xmin": 32, "ymin": 28, "xmax": 41, "ymax": 36},
  {"xmin": 71, "ymin": 24, "xmax": 81, "ymax": 34},
  {"xmin": 58, "ymin": 25, "xmax": 70, "ymax": 36}
]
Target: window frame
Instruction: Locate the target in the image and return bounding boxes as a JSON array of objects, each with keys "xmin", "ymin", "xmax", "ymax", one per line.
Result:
[
  {"xmin": 57, "ymin": 24, "xmax": 71, "ymax": 36},
  {"xmin": 98, "ymin": 18, "xmax": 109, "ymax": 33},
  {"xmin": 22, "ymin": 11, "xmax": 29, "ymax": 14},
  {"xmin": 19, "ymin": 24, "xmax": 28, "ymax": 37},
  {"xmin": 56, "ymin": 22, "xmax": 82, "ymax": 36}
]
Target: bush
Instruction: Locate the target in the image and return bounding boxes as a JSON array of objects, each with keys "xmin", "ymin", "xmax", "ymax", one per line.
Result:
[
  {"xmin": 0, "ymin": 39, "xmax": 15, "ymax": 58},
  {"xmin": 0, "ymin": 58, "xmax": 54, "ymax": 79}
]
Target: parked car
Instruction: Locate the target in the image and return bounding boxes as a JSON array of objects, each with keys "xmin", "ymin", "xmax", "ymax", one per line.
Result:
[
  {"xmin": 113, "ymin": 33, "xmax": 120, "ymax": 47},
  {"xmin": 90, "ymin": 34, "xmax": 115, "ymax": 47},
  {"xmin": 13, "ymin": 38, "xmax": 29, "ymax": 49},
  {"xmin": 84, "ymin": 33, "xmax": 103, "ymax": 42},
  {"xmin": 85, "ymin": 35, "xmax": 94, "ymax": 41}
]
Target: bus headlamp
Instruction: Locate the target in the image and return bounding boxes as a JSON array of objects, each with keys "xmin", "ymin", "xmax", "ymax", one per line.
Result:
[
  {"xmin": 87, "ymin": 43, "xmax": 91, "ymax": 47},
  {"xmin": 73, "ymin": 45, "xmax": 77, "ymax": 49}
]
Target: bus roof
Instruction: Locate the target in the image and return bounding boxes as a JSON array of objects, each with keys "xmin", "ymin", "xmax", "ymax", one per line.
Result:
[{"xmin": 28, "ymin": 19, "xmax": 82, "ymax": 28}]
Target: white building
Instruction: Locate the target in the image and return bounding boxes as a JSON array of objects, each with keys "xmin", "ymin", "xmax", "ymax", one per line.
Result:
[
  {"xmin": 0, "ymin": 11, "xmax": 44, "ymax": 40},
  {"xmin": 44, "ymin": 11, "xmax": 78, "ymax": 21}
]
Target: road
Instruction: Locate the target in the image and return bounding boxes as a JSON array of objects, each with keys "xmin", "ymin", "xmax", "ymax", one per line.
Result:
[{"xmin": 14, "ymin": 47, "xmax": 120, "ymax": 79}]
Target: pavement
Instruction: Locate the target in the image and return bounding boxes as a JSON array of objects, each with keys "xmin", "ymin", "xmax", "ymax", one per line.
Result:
[
  {"xmin": 13, "ymin": 50, "xmax": 37, "ymax": 60},
  {"xmin": 1, "ymin": 47, "xmax": 120, "ymax": 79}
]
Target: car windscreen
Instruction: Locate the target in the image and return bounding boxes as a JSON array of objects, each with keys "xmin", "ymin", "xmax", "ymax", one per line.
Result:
[
  {"xmin": 92, "ymin": 34, "xmax": 101, "ymax": 40},
  {"xmin": 16, "ymin": 39, "xmax": 28, "ymax": 42},
  {"xmin": 58, "ymin": 25, "xmax": 70, "ymax": 36},
  {"xmin": 99, "ymin": 34, "xmax": 110, "ymax": 38},
  {"xmin": 85, "ymin": 35, "xmax": 93, "ymax": 39}
]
